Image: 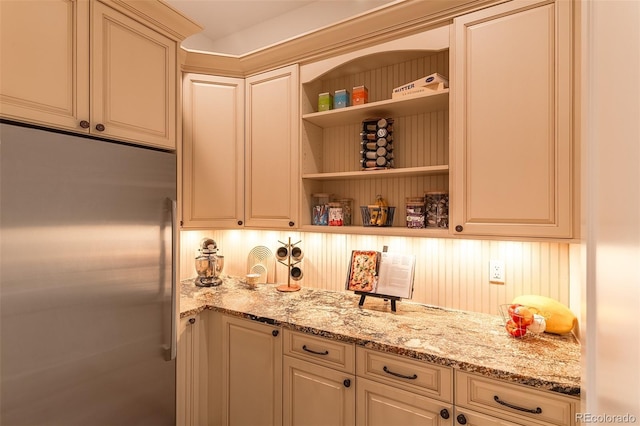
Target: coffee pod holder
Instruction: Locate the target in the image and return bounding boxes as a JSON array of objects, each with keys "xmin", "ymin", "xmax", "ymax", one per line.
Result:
[{"xmin": 276, "ymin": 237, "xmax": 303, "ymax": 292}]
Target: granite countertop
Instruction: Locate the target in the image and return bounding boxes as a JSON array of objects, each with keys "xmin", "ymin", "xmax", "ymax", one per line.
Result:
[{"xmin": 180, "ymin": 276, "xmax": 581, "ymax": 397}]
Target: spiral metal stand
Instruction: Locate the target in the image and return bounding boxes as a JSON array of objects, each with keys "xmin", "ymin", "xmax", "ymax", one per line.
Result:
[{"xmin": 276, "ymin": 237, "xmax": 302, "ymax": 292}]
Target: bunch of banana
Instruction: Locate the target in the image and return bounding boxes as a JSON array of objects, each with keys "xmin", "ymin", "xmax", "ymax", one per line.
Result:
[{"xmin": 368, "ymin": 195, "xmax": 389, "ymax": 226}]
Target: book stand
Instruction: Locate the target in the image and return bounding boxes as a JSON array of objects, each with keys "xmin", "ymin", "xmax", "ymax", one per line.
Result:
[{"xmin": 355, "ymin": 291, "xmax": 401, "ymax": 312}]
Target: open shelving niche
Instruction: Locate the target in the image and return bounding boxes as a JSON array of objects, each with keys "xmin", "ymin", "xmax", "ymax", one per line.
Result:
[{"xmin": 299, "ymin": 25, "xmax": 451, "ymax": 237}]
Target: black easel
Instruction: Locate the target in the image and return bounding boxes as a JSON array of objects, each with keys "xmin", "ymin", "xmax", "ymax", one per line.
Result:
[{"xmin": 355, "ymin": 291, "xmax": 401, "ymax": 312}]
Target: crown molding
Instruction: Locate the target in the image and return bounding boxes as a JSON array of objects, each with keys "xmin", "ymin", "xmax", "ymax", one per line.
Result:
[
  {"xmin": 180, "ymin": 0, "xmax": 503, "ymax": 77},
  {"xmin": 103, "ymin": 0, "xmax": 202, "ymax": 41}
]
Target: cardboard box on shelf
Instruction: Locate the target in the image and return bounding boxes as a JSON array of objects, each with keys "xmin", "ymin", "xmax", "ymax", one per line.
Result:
[{"xmin": 392, "ymin": 73, "xmax": 448, "ymax": 97}]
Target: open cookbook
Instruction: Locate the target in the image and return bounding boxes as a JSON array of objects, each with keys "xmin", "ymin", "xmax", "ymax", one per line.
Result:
[{"xmin": 345, "ymin": 250, "xmax": 416, "ymax": 299}]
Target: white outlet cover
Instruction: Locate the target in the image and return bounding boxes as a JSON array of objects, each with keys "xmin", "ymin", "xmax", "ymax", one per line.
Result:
[{"xmin": 489, "ymin": 260, "xmax": 505, "ymax": 284}]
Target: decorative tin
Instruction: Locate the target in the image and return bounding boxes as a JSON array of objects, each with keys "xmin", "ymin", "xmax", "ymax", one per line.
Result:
[
  {"xmin": 334, "ymin": 89, "xmax": 350, "ymax": 109},
  {"xmin": 318, "ymin": 92, "xmax": 333, "ymax": 111},
  {"xmin": 352, "ymin": 85, "xmax": 369, "ymax": 105}
]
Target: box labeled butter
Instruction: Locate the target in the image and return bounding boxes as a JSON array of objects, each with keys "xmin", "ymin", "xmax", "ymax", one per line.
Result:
[
  {"xmin": 334, "ymin": 89, "xmax": 350, "ymax": 109},
  {"xmin": 352, "ymin": 85, "xmax": 369, "ymax": 105},
  {"xmin": 318, "ymin": 92, "xmax": 333, "ymax": 111}
]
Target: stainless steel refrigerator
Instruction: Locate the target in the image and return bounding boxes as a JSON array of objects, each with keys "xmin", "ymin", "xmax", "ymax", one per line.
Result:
[{"xmin": 0, "ymin": 122, "xmax": 178, "ymax": 425}]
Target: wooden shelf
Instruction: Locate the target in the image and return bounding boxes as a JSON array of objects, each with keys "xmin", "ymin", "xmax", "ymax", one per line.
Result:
[
  {"xmin": 302, "ymin": 89, "xmax": 449, "ymax": 128},
  {"xmin": 300, "ymin": 224, "xmax": 451, "ymax": 238},
  {"xmin": 302, "ymin": 165, "xmax": 449, "ymax": 180}
]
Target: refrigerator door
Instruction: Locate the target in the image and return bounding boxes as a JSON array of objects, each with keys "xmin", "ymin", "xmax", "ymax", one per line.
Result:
[{"xmin": 0, "ymin": 123, "xmax": 177, "ymax": 425}]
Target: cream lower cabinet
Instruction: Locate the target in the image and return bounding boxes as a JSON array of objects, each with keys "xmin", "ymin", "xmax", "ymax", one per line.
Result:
[
  {"xmin": 452, "ymin": 409, "xmax": 524, "ymax": 426},
  {"xmin": 282, "ymin": 330, "xmax": 355, "ymax": 425},
  {"xmin": 455, "ymin": 371, "xmax": 579, "ymax": 426},
  {"xmin": 450, "ymin": 0, "xmax": 574, "ymax": 238},
  {"xmin": 356, "ymin": 348, "xmax": 453, "ymax": 425},
  {"xmin": 177, "ymin": 313, "xmax": 210, "ymax": 426},
  {"xmin": 1, "ymin": 0, "xmax": 190, "ymax": 149},
  {"xmin": 245, "ymin": 65, "xmax": 300, "ymax": 229},
  {"xmin": 222, "ymin": 315, "xmax": 282, "ymax": 426},
  {"xmin": 182, "ymin": 74, "xmax": 245, "ymax": 228}
]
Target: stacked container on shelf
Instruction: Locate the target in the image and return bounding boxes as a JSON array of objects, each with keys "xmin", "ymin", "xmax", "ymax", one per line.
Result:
[{"xmin": 360, "ymin": 118, "xmax": 394, "ymax": 170}]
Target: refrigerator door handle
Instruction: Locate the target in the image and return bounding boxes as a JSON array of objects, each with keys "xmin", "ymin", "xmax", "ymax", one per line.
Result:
[{"xmin": 169, "ymin": 198, "xmax": 178, "ymax": 361}]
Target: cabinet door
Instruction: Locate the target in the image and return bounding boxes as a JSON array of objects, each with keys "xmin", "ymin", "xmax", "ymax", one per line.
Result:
[
  {"xmin": 357, "ymin": 377, "xmax": 453, "ymax": 426},
  {"xmin": 182, "ymin": 73, "xmax": 245, "ymax": 228},
  {"xmin": 0, "ymin": 0, "xmax": 89, "ymax": 131},
  {"xmin": 176, "ymin": 314, "xmax": 209, "ymax": 426},
  {"xmin": 177, "ymin": 316, "xmax": 196, "ymax": 426},
  {"xmin": 222, "ymin": 315, "xmax": 282, "ymax": 426},
  {"xmin": 283, "ymin": 356, "xmax": 355, "ymax": 426},
  {"xmin": 245, "ymin": 65, "xmax": 299, "ymax": 229},
  {"xmin": 91, "ymin": 1, "xmax": 177, "ymax": 149},
  {"xmin": 450, "ymin": 0, "xmax": 573, "ymax": 238}
]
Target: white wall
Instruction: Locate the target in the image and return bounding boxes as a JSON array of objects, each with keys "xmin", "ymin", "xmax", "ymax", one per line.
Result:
[{"xmin": 582, "ymin": 0, "xmax": 640, "ymax": 419}]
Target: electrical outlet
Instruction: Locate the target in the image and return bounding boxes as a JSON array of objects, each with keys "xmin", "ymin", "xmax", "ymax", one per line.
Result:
[{"xmin": 489, "ymin": 260, "xmax": 505, "ymax": 284}]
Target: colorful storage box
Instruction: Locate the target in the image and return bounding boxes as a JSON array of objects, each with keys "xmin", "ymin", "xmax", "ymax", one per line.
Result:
[
  {"xmin": 352, "ymin": 85, "xmax": 369, "ymax": 105},
  {"xmin": 318, "ymin": 92, "xmax": 333, "ymax": 112},
  {"xmin": 334, "ymin": 89, "xmax": 350, "ymax": 109}
]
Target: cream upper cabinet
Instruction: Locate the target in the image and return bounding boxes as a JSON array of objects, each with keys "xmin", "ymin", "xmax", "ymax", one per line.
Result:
[
  {"xmin": 0, "ymin": 0, "xmax": 89, "ymax": 130},
  {"xmin": 1, "ymin": 0, "xmax": 186, "ymax": 150},
  {"xmin": 299, "ymin": 27, "xmax": 451, "ymax": 237},
  {"xmin": 245, "ymin": 64, "xmax": 300, "ymax": 229},
  {"xmin": 91, "ymin": 1, "xmax": 176, "ymax": 149},
  {"xmin": 450, "ymin": 0, "xmax": 574, "ymax": 238},
  {"xmin": 182, "ymin": 73, "xmax": 245, "ymax": 228},
  {"xmin": 222, "ymin": 315, "xmax": 282, "ymax": 426}
]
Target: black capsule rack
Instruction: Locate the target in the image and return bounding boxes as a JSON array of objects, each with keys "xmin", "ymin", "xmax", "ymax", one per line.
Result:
[{"xmin": 360, "ymin": 118, "xmax": 394, "ymax": 170}]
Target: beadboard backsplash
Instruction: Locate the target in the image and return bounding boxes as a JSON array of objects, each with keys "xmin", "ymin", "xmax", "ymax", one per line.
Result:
[{"xmin": 180, "ymin": 230, "xmax": 570, "ymax": 316}]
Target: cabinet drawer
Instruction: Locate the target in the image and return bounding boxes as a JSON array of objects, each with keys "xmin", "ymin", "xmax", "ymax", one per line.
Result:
[
  {"xmin": 454, "ymin": 408, "xmax": 527, "ymax": 426},
  {"xmin": 283, "ymin": 330, "xmax": 355, "ymax": 374},
  {"xmin": 455, "ymin": 371, "xmax": 577, "ymax": 426},
  {"xmin": 356, "ymin": 347, "xmax": 453, "ymax": 403}
]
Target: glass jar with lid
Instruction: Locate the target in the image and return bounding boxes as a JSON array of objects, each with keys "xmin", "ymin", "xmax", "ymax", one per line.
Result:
[
  {"xmin": 424, "ymin": 191, "xmax": 449, "ymax": 228},
  {"xmin": 405, "ymin": 197, "xmax": 426, "ymax": 228}
]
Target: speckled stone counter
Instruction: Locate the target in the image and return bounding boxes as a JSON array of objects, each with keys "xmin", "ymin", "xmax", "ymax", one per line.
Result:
[{"xmin": 180, "ymin": 276, "xmax": 581, "ymax": 397}]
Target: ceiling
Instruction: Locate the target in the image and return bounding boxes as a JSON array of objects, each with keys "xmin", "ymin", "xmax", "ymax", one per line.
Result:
[{"xmin": 165, "ymin": 0, "xmax": 398, "ymax": 56}]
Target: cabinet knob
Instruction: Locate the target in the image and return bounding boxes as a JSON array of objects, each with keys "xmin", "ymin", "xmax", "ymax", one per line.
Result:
[
  {"xmin": 343, "ymin": 379, "xmax": 351, "ymax": 388},
  {"xmin": 95, "ymin": 123, "xmax": 105, "ymax": 132},
  {"xmin": 272, "ymin": 330, "xmax": 279, "ymax": 337},
  {"xmin": 188, "ymin": 318, "xmax": 196, "ymax": 324},
  {"xmin": 288, "ymin": 221, "xmax": 295, "ymax": 227},
  {"xmin": 455, "ymin": 225, "xmax": 464, "ymax": 232},
  {"xmin": 79, "ymin": 120, "xmax": 90, "ymax": 129},
  {"xmin": 440, "ymin": 409, "xmax": 450, "ymax": 420},
  {"xmin": 456, "ymin": 414, "xmax": 467, "ymax": 425},
  {"xmin": 237, "ymin": 220, "xmax": 243, "ymax": 226}
]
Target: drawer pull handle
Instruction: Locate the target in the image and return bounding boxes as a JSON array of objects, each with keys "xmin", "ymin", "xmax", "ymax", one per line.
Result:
[
  {"xmin": 302, "ymin": 345, "xmax": 329, "ymax": 355},
  {"xmin": 493, "ymin": 395, "xmax": 542, "ymax": 414},
  {"xmin": 383, "ymin": 366, "xmax": 417, "ymax": 380}
]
